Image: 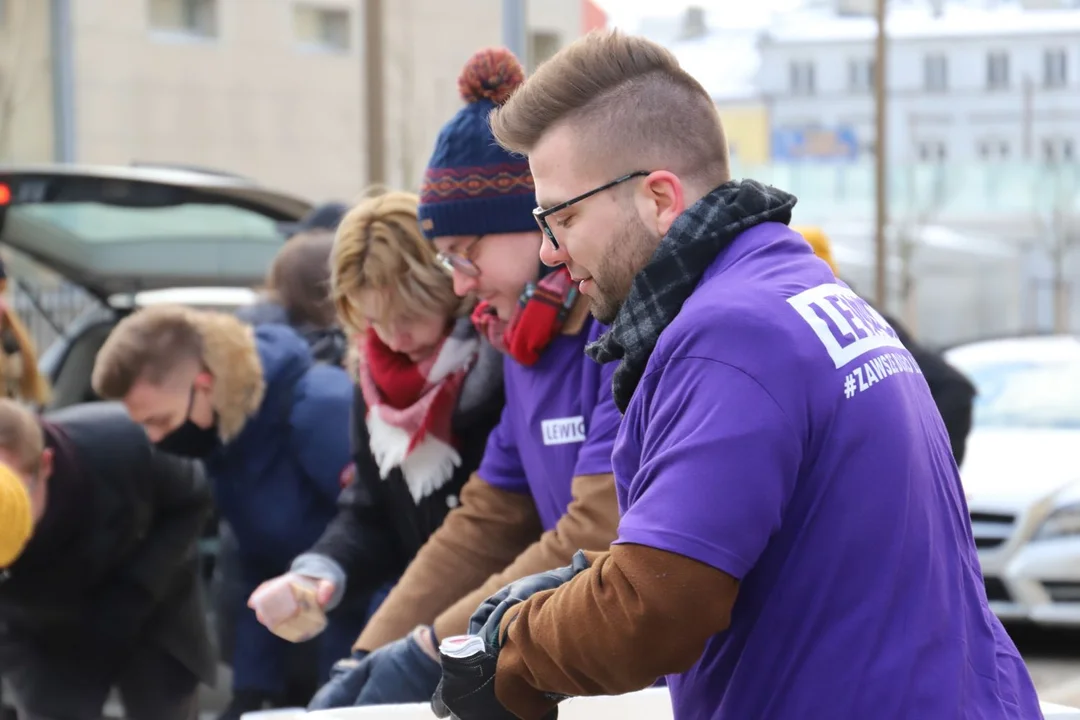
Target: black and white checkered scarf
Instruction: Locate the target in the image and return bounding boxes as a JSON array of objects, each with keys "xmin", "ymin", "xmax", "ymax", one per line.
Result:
[{"xmin": 586, "ymin": 179, "xmax": 798, "ymax": 413}]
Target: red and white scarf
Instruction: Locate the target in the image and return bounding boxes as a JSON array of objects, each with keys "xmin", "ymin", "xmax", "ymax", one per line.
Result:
[{"xmin": 356, "ymin": 324, "xmax": 479, "ymax": 503}]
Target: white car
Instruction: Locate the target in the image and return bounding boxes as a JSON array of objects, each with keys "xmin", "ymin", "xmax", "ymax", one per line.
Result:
[{"xmin": 945, "ymin": 335, "xmax": 1080, "ymax": 627}]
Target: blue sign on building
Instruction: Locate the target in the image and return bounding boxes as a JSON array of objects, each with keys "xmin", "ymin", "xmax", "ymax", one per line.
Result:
[{"xmin": 772, "ymin": 126, "xmax": 860, "ymax": 162}]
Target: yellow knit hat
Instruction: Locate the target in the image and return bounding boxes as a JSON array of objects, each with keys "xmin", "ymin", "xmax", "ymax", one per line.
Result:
[
  {"xmin": 794, "ymin": 226, "xmax": 839, "ymax": 276},
  {"xmin": 0, "ymin": 463, "xmax": 32, "ymax": 567}
]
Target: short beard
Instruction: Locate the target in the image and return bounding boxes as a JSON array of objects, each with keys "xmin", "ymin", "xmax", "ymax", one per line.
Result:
[{"xmin": 588, "ymin": 214, "xmax": 659, "ymax": 324}]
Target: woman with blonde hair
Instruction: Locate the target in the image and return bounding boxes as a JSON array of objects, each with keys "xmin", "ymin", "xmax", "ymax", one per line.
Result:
[
  {"xmin": 249, "ymin": 190, "xmax": 504, "ymax": 692},
  {"xmin": 0, "ymin": 269, "xmax": 50, "ymax": 407}
]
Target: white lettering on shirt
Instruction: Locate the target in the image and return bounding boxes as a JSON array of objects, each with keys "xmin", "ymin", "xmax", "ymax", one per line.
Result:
[
  {"xmin": 541, "ymin": 416, "xmax": 587, "ymax": 446},
  {"xmin": 844, "ymin": 352, "xmax": 924, "ymax": 399},
  {"xmin": 787, "ymin": 283, "xmax": 905, "ymax": 369}
]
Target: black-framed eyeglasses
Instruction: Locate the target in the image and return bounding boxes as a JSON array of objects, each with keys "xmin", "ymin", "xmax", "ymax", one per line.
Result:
[{"xmin": 532, "ymin": 171, "xmax": 650, "ymax": 250}]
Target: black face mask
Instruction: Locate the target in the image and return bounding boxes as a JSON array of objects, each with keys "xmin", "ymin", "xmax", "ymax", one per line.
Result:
[
  {"xmin": 154, "ymin": 383, "xmax": 221, "ymax": 459},
  {"xmin": 155, "ymin": 420, "xmax": 220, "ymax": 459}
]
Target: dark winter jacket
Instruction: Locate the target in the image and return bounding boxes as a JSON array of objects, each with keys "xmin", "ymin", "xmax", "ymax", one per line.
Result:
[
  {"xmin": 236, "ymin": 300, "xmax": 347, "ymax": 369},
  {"xmin": 292, "ymin": 341, "xmax": 505, "ymax": 609},
  {"xmin": 203, "ymin": 323, "xmax": 354, "ymax": 576},
  {"xmin": 0, "ymin": 402, "xmax": 216, "ymax": 684}
]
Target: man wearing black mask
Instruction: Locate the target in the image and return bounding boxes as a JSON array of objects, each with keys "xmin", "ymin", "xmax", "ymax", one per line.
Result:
[{"xmin": 90, "ymin": 305, "xmax": 358, "ymax": 719}]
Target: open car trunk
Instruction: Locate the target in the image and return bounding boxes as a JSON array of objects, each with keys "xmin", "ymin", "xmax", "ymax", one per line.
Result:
[{"xmin": 0, "ymin": 164, "xmax": 313, "ymax": 301}]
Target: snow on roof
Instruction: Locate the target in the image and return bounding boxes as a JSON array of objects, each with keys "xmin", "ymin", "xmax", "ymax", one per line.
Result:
[
  {"xmin": 637, "ymin": 9, "xmax": 771, "ymax": 101},
  {"xmin": 627, "ymin": 1, "xmax": 1080, "ymax": 99},
  {"xmin": 764, "ymin": 3, "xmax": 1080, "ymax": 44},
  {"xmin": 668, "ymin": 31, "xmax": 764, "ymax": 101}
]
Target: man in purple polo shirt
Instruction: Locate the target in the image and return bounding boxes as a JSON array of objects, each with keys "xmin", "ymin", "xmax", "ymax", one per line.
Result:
[{"xmin": 430, "ymin": 31, "xmax": 1042, "ymax": 720}]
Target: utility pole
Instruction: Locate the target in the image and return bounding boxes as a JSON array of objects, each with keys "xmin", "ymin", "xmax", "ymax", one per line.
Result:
[
  {"xmin": 1022, "ymin": 75, "xmax": 1034, "ymax": 161},
  {"xmin": 364, "ymin": 0, "xmax": 385, "ymax": 187},
  {"xmin": 873, "ymin": 0, "xmax": 889, "ymax": 309},
  {"xmin": 502, "ymin": 0, "xmax": 528, "ymax": 62}
]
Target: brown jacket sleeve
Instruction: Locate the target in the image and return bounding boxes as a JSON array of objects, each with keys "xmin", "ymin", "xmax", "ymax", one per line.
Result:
[
  {"xmin": 493, "ymin": 543, "xmax": 740, "ymax": 720},
  {"xmin": 431, "ymin": 472, "xmax": 619, "ymax": 642},
  {"xmin": 353, "ymin": 474, "xmax": 542, "ymax": 652}
]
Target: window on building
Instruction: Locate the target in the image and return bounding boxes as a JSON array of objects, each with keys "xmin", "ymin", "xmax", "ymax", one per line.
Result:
[
  {"xmin": 924, "ymin": 54, "xmax": 948, "ymax": 92},
  {"xmin": 1042, "ymin": 137, "xmax": 1075, "ymax": 164},
  {"xmin": 148, "ymin": 0, "xmax": 217, "ymax": 38},
  {"xmin": 0, "ymin": 0, "xmax": 7, "ymax": 28},
  {"xmin": 986, "ymin": 51, "xmax": 1009, "ymax": 90},
  {"xmin": 978, "ymin": 138, "xmax": 1010, "ymax": 161},
  {"xmin": 294, "ymin": 4, "xmax": 351, "ymax": 52},
  {"xmin": 1044, "ymin": 48, "xmax": 1067, "ymax": 88},
  {"xmin": 789, "ymin": 61, "xmax": 816, "ymax": 96},
  {"xmin": 528, "ymin": 31, "xmax": 561, "ymax": 72},
  {"xmin": 917, "ymin": 140, "xmax": 947, "ymax": 163},
  {"xmin": 847, "ymin": 58, "xmax": 874, "ymax": 93}
]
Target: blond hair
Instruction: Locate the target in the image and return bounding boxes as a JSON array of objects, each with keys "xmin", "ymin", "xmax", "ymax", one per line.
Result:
[
  {"xmin": 92, "ymin": 305, "xmax": 204, "ymax": 399},
  {"xmin": 490, "ymin": 30, "xmax": 730, "ymax": 189},
  {"xmin": 0, "ymin": 302, "xmax": 51, "ymax": 407},
  {"xmin": 331, "ymin": 190, "xmax": 469, "ymax": 334}
]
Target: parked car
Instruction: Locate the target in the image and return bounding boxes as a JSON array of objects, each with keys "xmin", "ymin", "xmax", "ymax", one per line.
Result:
[
  {"xmin": 945, "ymin": 334, "xmax": 1080, "ymax": 628},
  {"xmin": 0, "ymin": 163, "xmax": 309, "ymax": 407},
  {"xmin": 0, "ymin": 165, "xmax": 314, "ymax": 715}
]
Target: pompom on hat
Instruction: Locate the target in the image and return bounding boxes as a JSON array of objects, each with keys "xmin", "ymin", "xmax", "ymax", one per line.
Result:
[
  {"xmin": 418, "ymin": 48, "xmax": 538, "ymax": 241},
  {"xmin": 0, "ymin": 462, "xmax": 32, "ymax": 567}
]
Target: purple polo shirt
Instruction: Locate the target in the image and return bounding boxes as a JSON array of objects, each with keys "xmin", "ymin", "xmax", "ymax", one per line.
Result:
[
  {"xmin": 479, "ymin": 318, "xmax": 619, "ymax": 529},
  {"xmin": 612, "ymin": 222, "xmax": 1040, "ymax": 719}
]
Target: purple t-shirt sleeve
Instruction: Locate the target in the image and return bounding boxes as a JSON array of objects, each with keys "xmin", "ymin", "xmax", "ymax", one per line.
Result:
[
  {"xmin": 573, "ymin": 359, "xmax": 619, "ymax": 478},
  {"xmin": 476, "ymin": 403, "xmax": 530, "ymax": 494},
  {"xmin": 616, "ymin": 357, "xmax": 802, "ymax": 579}
]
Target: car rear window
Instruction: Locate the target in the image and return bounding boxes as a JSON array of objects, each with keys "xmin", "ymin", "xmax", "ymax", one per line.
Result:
[{"xmin": 12, "ymin": 202, "xmax": 280, "ymax": 242}]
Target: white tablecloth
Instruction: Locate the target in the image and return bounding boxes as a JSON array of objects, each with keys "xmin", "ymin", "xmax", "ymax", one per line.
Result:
[{"xmin": 244, "ymin": 687, "xmax": 1080, "ymax": 718}]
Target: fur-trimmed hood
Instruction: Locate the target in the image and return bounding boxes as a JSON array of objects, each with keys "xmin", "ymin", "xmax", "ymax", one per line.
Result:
[
  {"xmin": 190, "ymin": 311, "xmax": 265, "ymax": 442},
  {"xmin": 200, "ymin": 318, "xmax": 354, "ymax": 573}
]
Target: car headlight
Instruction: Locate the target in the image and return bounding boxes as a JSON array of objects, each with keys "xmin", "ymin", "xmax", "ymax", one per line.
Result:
[{"xmin": 1033, "ymin": 503, "xmax": 1080, "ymax": 541}]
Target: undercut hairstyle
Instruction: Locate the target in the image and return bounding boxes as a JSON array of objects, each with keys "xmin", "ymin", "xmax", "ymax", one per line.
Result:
[
  {"xmin": 489, "ymin": 29, "xmax": 730, "ymax": 189},
  {"xmin": 92, "ymin": 304, "xmax": 204, "ymax": 400}
]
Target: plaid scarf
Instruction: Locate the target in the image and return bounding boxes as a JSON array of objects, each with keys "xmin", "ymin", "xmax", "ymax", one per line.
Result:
[
  {"xmin": 471, "ymin": 267, "xmax": 579, "ymax": 365},
  {"xmin": 357, "ymin": 317, "xmax": 480, "ymax": 503},
  {"xmin": 587, "ymin": 179, "xmax": 798, "ymax": 413}
]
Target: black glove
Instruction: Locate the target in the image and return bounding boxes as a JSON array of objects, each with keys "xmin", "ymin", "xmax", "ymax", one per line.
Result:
[
  {"xmin": 307, "ymin": 630, "xmax": 442, "ymax": 710},
  {"xmin": 307, "ymin": 649, "xmax": 370, "ymax": 710},
  {"xmin": 470, "ymin": 550, "xmax": 591, "ymax": 645},
  {"xmin": 431, "ymin": 551, "xmax": 591, "ymax": 720}
]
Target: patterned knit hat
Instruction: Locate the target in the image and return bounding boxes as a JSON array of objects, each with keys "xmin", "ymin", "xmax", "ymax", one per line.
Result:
[
  {"xmin": 0, "ymin": 463, "xmax": 32, "ymax": 567},
  {"xmin": 418, "ymin": 48, "xmax": 537, "ymax": 240}
]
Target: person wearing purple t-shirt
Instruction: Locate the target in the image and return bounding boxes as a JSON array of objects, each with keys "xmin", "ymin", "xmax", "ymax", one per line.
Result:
[
  {"xmin": 307, "ymin": 47, "xmax": 622, "ymax": 710},
  {"xmin": 430, "ymin": 30, "xmax": 1042, "ymax": 720}
]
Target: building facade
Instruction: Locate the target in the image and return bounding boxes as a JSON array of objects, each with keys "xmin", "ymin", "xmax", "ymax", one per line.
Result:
[
  {"xmin": 0, "ymin": 0, "xmax": 603, "ymax": 203},
  {"xmin": 758, "ymin": 1, "xmax": 1080, "ymax": 167}
]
